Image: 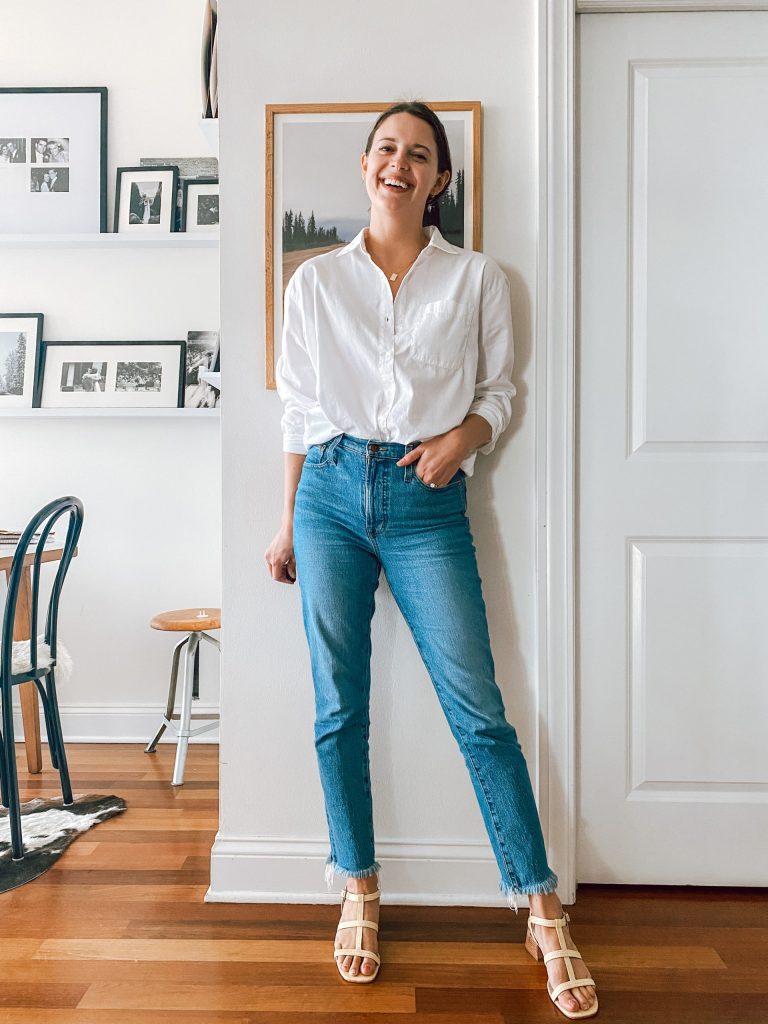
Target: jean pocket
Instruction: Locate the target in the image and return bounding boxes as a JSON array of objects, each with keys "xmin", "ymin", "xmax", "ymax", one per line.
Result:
[
  {"xmin": 413, "ymin": 467, "xmax": 466, "ymax": 491},
  {"xmin": 302, "ymin": 442, "xmax": 332, "ymax": 468}
]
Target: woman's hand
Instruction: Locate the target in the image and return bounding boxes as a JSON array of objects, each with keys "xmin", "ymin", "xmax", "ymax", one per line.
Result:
[
  {"xmin": 265, "ymin": 524, "xmax": 297, "ymax": 584},
  {"xmin": 396, "ymin": 428, "xmax": 468, "ymax": 487}
]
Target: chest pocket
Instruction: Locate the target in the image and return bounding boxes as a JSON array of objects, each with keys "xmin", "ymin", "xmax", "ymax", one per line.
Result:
[{"xmin": 406, "ymin": 299, "xmax": 475, "ymax": 370}]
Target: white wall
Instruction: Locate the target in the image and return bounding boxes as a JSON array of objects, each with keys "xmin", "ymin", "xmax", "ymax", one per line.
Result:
[
  {"xmin": 1, "ymin": 0, "xmax": 221, "ymax": 740},
  {"xmin": 215, "ymin": 1, "xmax": 544, "ymax": 905}
]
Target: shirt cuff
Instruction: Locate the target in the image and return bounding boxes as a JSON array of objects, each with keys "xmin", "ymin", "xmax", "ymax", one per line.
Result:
[
  {"xmin": 283, "ymin": 439, "xmax": 308, "ymax": 454},
  {"xmin": 466, "ymin": 403, "xmax": 503, "ymax": 456}
]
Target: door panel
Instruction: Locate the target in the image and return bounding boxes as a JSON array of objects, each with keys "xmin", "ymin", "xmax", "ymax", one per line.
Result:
[{"xmin": 578, "ymin": 12, "xmax": 768, "ymax": 884}]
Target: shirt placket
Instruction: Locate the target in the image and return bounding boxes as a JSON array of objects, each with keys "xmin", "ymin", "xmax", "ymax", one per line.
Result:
[{"xmin": 380, "ymin": 283, "xmax": 396, "ymax": 440}]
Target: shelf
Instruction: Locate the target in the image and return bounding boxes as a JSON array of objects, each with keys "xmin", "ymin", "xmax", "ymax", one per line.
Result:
[
  {"xmin": 200, "ymin": 370, "xmax": 221, "ymax": 390},
  {"xmin": 199, "ymin": 117, "xmax": 219, "ymax": 156},
  {"xmin": 0, "ymin": 408, "xmax": 220, "ymax": 419},
  {"xmin": 0, "ymin": 233, "xmax": 219, "ymax": 250}
]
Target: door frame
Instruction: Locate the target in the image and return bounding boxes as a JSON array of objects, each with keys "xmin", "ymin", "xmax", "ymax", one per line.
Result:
[
  {"xmin": 535, "ymin": 0, "xmax": 577, "ymax": 904},
  {"xmin": 537, "ymin": 0, "xmax": 766, "ymax": 905}
]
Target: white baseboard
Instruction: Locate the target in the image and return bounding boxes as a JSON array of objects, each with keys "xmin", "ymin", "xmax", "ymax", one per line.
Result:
[
  {"xmin": 12, "ymin": 701, "xmax": 220, "ymax": 744},
  {"xmin": 207, "ymin": 834, "xmax": 527, "ymax": 909}
]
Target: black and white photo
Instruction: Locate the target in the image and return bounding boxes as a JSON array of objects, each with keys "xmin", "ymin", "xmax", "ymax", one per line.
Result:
[
  {"xmin": 39, "ymin": 340, "xmax": 185, "ymax": 408},
  {"xmin": 114, "ymin": 165, "xmax": 179, "ymax": 233},
  {"xmin": 181, "ymin": 177, "xmax": 219, "ymax": 233},
  {"xmin": 0, "ymin": 87, "xmax": 106, "ymax": 232},
  {"xmin": 0, "ymin": 138, "xmax": 26, "ymax": 163},
  {"xmin": 31, "ymin": 137, "xmax": 70, "ymax": 163},
  {"xmin": 31, "ymin": 167, "xmax": 70, "ymax": 192},
  {"xmin": 60, "ymin": 362, "xmax": 106, "ymax": 393},
  {"xmin": 129, "ymin": 180, "xmax": 162, "ymax": 224},
  {"xmin": 0, "ymin": 313, "xmax": 43, "ymax": 408},
  {"xmin": 197, "ymin": 194, "xmax": 219, "ymax": 225},
  {"xmin": 185, "ymin": 330, "xmax": 219, "ymax": 408},
  {"xmin": 116, "ymin": 361, "xmax": 163, "ymax": 392},
  {"xmin": 140, "ymin": 156, "xmax": 218, "ymax": 230}
]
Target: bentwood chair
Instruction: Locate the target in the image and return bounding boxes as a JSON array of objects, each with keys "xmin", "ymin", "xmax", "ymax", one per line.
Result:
[{"xmin": 0, "ymin": 496, "xmax": 83, "ymax": 860}]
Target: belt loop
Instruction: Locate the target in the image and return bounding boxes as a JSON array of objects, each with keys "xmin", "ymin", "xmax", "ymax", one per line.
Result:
[{"xmin": 404, "ymin": 441, "xmax": 414, "ymax": 482}]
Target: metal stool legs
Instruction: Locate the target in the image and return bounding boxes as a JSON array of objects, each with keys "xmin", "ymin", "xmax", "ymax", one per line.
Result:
[
  {"xmin": 144, "ymin": 635, "xmax": 188, "ymax": 754},
  {"xmin": 145, "ymin": 630, "xmax": 220, "ymax": 786}
]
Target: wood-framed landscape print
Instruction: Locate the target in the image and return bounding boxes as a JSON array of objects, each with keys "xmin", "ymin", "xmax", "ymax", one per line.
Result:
[
  {"xmin": 0, "ymin": 313, "xmax": 43, "ymax": 408},
  {"xmin": 264, "ymin": 101, "xmax": 482, "ymax": 388},
  {"xmin": 182, "ymin": 178, "xmax": 219, "ymax": 233},
  {"xmin": 37, "ymin": 340, "xmax": 185, "ymax": 409},
  {"xmin": 114, "ymin": 166, "xmax": 179, "ymax": 233},
  {"xmin": 0, "ymin": 87, "xmax": 108, "ymax": 233}
]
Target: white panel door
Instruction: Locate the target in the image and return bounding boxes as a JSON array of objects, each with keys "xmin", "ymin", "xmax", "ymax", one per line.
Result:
[{"xmin": 578, "ymin": 11, "xmax": 768, "ymax": 884}]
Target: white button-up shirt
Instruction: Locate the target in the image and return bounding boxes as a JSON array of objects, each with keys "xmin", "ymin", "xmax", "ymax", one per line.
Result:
[{"xmin": 275, "ymin": 224, "xmax": 516, "ymax": 478}]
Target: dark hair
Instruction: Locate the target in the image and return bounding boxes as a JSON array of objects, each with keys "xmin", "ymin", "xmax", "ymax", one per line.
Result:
[{"xmin": 364, "ymin": 101, "xmax": 452, "ymax": 230}]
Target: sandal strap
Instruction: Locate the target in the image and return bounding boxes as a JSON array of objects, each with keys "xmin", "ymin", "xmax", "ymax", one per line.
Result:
[
  {"xmin": 334, "ymin": 947, "xmax": 381, "ymax": 965},
  {"xmin": 549, "ymin": 977, "xmax": 596, "ymax": 1001},
  {"xmin": 528, "ymin": 912, "xmax": 569, "ymax": 927},
  {"xmin": 336, "ymin": 919, "xmax": 379, "ymax": 931},
  {"xmin": 342, "ymin": 888, "xmax": 381, "ymax": 902},
  {"xmin": 543, "ymin": 947, "xmax": 582, "ymax": 963}
]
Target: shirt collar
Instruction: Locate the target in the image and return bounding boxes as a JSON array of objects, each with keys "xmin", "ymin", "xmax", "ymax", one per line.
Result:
[{"xmin": 334, "ymin": 224, "xmax": 459, "ymax": 258}]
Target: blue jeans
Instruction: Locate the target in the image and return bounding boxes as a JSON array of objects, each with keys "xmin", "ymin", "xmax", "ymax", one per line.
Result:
[{"xmin": 292, "ymin": 432, "xmax": 558, "ymax": 912}]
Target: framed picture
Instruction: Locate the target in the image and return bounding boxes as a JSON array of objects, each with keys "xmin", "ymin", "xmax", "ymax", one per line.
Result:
[
  {"xmin": 0, "ymin": 313, "xmax": 43, "ymax": 408},
  {"xmin": 37, "ymin": 340, "xmax": 185, "ymax": 408},
  {"xmin": 114, "ymin": 166, "xmax": 179, "ymax": 233},
  {"xmin": 264, "ymin": 101, "xmax": 482, "ymax": 388},
  {"xmin": 185, "ymin": 330, "xmax": 220, "ymax": 408},
  {"xmin": 140, "ymin": 157, "xmax": 218, "ymax": 231},
  {"xmin": 182, "ymin": 178, "xmax": 219, "ymax": 233},
  {"xmin": 0, "ymin": 87, "xmax": 107, "ymax": 233}
]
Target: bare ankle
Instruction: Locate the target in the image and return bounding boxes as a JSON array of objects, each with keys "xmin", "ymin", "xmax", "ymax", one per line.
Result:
[
  {"xmin": 528, "ymin": 891, "xmax": 562, "ymax": 914},
  {"xmin": 345, "ymin": 874, "xmax": 379, "ymax": 894}
]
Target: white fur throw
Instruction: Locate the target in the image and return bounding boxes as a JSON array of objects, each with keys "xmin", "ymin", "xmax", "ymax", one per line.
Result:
[{"xmin": 1, "ymin": 637, "xmax": 73, "ymax": 684}]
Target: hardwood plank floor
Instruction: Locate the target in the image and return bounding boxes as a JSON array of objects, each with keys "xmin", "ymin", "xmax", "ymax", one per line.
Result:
[{"xmin": 2, "ymin": 742, "xmax": 765, "ymax": 1022}]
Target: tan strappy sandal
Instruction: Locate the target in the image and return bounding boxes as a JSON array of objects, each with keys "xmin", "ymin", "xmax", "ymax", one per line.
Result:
[
  {"xmin": 333, "ymin": 887, "xmax": 381, "ymax": 983},
  {"xmin": 524, "ymin": 910, "xmax": 598, "ymax": 1019}
]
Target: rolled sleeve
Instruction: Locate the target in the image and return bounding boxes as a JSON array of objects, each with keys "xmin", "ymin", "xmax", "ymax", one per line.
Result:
[
  {"xmin": 467, "ymin": 261, "xmax": 517, "ymax": 456},
  {"xmin": 275, "ymin": 269, "xmax": 315, "ymax": 454}
]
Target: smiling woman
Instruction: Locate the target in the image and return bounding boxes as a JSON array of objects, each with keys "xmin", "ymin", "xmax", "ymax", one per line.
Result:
[{"xmin": 266, "ymin": 100, "xmax": 598, "ymax": 1017}]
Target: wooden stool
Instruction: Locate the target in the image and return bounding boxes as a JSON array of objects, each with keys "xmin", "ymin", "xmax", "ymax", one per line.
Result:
[{"xmin": 145, "ymin": 607, "xmax": 221, "ymax": 786}]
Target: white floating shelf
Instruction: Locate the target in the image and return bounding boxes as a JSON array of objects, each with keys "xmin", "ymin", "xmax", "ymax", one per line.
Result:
[
  {"xmin": 0, "ymin": 233, "xmax": 219, "ymax": 249},
  {"xmin": 0, "ymin": 408, "xmax": 220, "ymax": 418},
  {"xmin": 200, "ymin": 370, "xmax": 221, "ymax": 389},
  {"xmin": 199, "ymin": 117, "xmax": 219, "ymax": 156}
]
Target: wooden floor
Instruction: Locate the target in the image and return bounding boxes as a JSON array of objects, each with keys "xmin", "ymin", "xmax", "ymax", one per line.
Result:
[{"xmin": 3, "ymin": 742, "xmax": 766, "ymax": 1023}]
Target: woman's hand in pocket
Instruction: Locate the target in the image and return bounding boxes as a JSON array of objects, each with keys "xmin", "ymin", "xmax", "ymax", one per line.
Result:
[{"xmin": 396, "ymin": 430, "xmax": 467, "ymax": 488}]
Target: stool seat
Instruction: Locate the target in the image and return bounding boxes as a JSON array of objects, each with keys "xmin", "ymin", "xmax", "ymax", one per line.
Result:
[{"xmin": 150, "ymin": 608, "xmax": 221, "ymax": 632}]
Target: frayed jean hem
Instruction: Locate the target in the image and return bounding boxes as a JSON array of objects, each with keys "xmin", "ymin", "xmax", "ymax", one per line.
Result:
[
  {"xmin": 325, "ymin": 855, "xmax": 382, "ymax": 891},
  {"xmin": 499, "ymin": 868, "xmax": 559, "ymax": 914}
]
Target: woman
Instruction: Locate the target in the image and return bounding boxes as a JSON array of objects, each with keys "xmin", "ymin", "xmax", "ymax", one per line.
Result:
[{"xmin": 268, "ymin": 101, "xmax": 598, "ymax": 1019}]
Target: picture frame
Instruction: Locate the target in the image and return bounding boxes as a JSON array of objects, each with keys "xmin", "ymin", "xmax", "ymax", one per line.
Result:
[
  {"xmin": 0, "ymin": 86, "xmax": 108, "ymax": 233},
  {"xmin": 140, "ymin": 157, "xmax": 218, "ymax": 231},
  {"xmin": 264, "ymin": 101, "xmax": 482, "ymax": 388},
  {"xmin": 181, "ymin": 178, "xmax": 219, "ymax": 233},
  {"xmin": 0, "ymin": 313, "xmax": 44, "ymax": 408},
  {"xmin": 185, "ymin": 330, "xmax": 220, "ymax": 408},
  {"xmin": 37, "ymin": 340, "xmax": 185, "ymax": 409},
  {"xmin": 114, "ymin": 165, "xmax": 179, "ymax": 233}
]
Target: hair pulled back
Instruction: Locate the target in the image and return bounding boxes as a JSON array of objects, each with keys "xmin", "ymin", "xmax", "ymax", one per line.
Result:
[{"xmin": 364, "ymin": 101, "xmax": 452, "ymax": 230}]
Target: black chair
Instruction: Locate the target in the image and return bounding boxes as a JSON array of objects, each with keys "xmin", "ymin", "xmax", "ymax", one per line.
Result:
[{"xmin": 0, "ymin": 497, "xmax": 83, "ymax": 860}]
